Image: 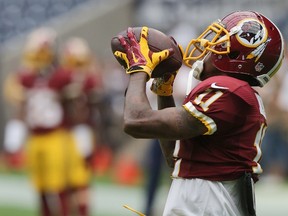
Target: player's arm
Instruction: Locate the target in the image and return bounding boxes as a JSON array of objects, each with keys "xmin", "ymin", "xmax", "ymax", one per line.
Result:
[
  {"xmin": 115, "ymin": 26, "xmax": 207, "ymax": 146},
  {"xmin": 124, "ymin": 72, "xmax": 207, "ymax": 140},
  {"xmin": 156, "ymin": 95, "xmax": 177, "ymax": 168},
  {"xmin": 3, "ymin": 73, "xmax": 24, "ymax": 107},
  {"xmin": 115, "ymin": 27, "xmax": 207, "ymax": 138}
]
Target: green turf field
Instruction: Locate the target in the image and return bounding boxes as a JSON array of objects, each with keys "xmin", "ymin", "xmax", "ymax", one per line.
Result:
[
  {"xmin": 0, "ymin": 207, "xmax": 37, "ymax": 216},
  {"xmin": 0, "ymin": 172, "xmax": 288, "ymax": 216},
  {"xmin": 0, "ymin": 172, "xmax": 166, "ymax": 216}
]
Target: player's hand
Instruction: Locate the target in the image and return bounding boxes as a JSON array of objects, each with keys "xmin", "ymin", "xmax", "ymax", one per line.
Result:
[
  {"xmin": 150, "ymin": 41, "xmax": 182, "ymax": 96},
  {"xmin": 113, "ymin": 26, "xmax": 174, "ymax": 80},
  {"xmin": 150, "ymin": 70, "xmax": 178, "ymax": 96}
]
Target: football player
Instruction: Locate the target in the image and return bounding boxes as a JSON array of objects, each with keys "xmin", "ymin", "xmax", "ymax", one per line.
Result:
[
  {"xmin": 3, "ymin": 27, "xmax": 71, "ymax": 216},
  {"xmin": 113, "ymin": 11, "xmax": 284, "ymax": 216},
  {"xmin": 3, "ymin": 30, "xmax": 100, "ymax": 216},
  {"xmin": 56, "ymin": 36, "xmax": 103, "ymax": 216}
]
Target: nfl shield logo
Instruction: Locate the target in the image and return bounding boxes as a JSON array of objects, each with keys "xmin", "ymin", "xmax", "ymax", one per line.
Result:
[{"xmin": 255, "ymin": 62, "xmax": 264, "ymax": 72}]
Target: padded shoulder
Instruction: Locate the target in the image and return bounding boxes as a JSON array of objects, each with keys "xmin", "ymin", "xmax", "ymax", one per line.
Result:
[{"xmin": 190, "ymin": 76, "xmax": 256, "ymax": 106}]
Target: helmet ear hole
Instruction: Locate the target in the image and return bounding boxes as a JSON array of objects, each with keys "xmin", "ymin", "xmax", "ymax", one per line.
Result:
[{"xmin": 228, "ymin": 51, "xmax": 240, "ymax": 59}]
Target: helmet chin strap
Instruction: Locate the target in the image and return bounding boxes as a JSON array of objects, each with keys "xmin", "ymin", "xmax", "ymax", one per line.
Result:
[
  {"xmin": 192, "ymin": 60, "xmax": 204, "ymax": 80},
  {"xmin": 257, "ymin": 74, "xmax": 271, "ymax": 87},
  {"xmin": 185, "ymin": 54, "xmax": 207, "ymax": 96}
]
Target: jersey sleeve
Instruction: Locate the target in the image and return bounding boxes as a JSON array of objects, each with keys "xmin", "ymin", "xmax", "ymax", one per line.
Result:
[{"xmin": 183, "ymin": 85, "xmax": 249, "ymax": 135}]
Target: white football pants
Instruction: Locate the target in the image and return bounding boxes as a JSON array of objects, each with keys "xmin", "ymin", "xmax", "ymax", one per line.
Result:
[{"xmin": 163, "ymin": 178, "xmax": 247, "ymax": 216}]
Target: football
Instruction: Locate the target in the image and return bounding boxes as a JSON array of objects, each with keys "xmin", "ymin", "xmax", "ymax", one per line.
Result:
[{"xmin": 111, "ymin": 27, "xmax": 183, "ymax": 78}]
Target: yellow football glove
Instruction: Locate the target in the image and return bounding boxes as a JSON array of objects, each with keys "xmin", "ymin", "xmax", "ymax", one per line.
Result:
[
  {"xmin": 150, "ymin": 71, "xmax": 178, "ymax": 96},
  {"xmin": 150, "ymin": 42, "xmax": 183, "ymax": 96},
  {"xmin": 113, "ymin": 26, "xmax": 174, "ymax": 80}
]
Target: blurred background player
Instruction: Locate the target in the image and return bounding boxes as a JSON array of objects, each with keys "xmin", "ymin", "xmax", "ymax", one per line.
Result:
[
  {"xmin": 2, "ymin": 26, "xmax": 67, "ymax": 216},
  {"xmin": 2, "ymin": 28, "xmax": 101, "ymax": 216},
  {"xmin": 56, "ymin": 36, "xmax": 104, "ymax": 216},
  {"xmin": 2, "ymin": 26, "xmax": 58, "ymax": 168}
]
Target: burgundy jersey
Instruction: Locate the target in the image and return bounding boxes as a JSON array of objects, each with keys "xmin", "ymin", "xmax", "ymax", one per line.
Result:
[
  {"xmin": 49, "ymin": 68, "xmax": 100, "ymax": 94},
  {"xmin": 172, "ymin": 75, "xmax": 267, "ymax": 181},
  {"xmin": 17, "ymin": 69, "xmax": 67, "ymax": 133},
  {"xmin": 50, "ymin": 68, "xmax": 100, "ymax": 127},
  {"xmin": 18, "ymin": 68, "xmax": 99, "ymax": 132}
]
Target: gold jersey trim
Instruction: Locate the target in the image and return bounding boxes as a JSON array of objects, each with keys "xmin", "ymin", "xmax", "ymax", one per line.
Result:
[{"xmin": 183, "ymin": 101, "xmax": 217, "ymax": 135}]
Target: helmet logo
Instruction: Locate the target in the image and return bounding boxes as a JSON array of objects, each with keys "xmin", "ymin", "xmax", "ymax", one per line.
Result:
[
  {"xmin": 247, "ymin": 38, "xmax": 271, "ymax": 62},
  {"xmin": 236, "ymin": 19, "xmax": 268, "ymax": 48}
]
